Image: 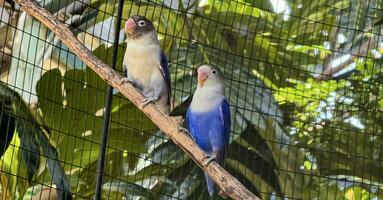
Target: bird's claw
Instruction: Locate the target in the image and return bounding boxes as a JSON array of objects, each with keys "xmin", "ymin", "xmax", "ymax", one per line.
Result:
[
  {"xmin": 203, "ymin": 155, "xmax": 217, "ymax": 166},
  {"xmin": 139, "ymin": 97, "xmax": 157, "ymax": 109},
  {"xmin": 118, "ymin": 77, "xmax": 133, "ymax": 85},
  {"xmin": 174, "ymin": 116, "xmax": 185, "ymax": 124},
  {"xmin": 218, "ymin": 190, "xmax": 228, "ymax": 199},
  {"xmin": 179, "ymin": 127, "xmax": 197, "ymax": 142},
  {"xmin": 178, "ymin": 127, "xmax": 188, "ymax": 133}
]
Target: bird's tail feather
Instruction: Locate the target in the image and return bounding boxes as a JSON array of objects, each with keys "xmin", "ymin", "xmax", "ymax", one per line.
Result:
[{"xmin": 204, "ymin": 172, "xmax": 215, "ymax": 197}]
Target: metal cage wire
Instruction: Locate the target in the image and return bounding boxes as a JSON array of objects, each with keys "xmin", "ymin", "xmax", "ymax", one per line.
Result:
[{"xmin": 0, "ymin": 0, "xmax": 382, "ymax": 199}]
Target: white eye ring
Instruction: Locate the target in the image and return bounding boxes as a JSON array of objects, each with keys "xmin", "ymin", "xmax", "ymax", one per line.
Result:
[
  {"xmin": 138, "ymin": 20, "xmax": 146, "ymax": 27},
  {"xmin": 211, "ymin": 70, "xmax": 217, "ymax": 74}
]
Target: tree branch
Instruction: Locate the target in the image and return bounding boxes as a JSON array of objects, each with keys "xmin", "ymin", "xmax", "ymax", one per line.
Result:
[
  {"xmin": 316, "ymin": 35, "xmax": 377, "ymax": 81},
  {"xmin": 13, "ymin": 0, "xmax": 260, "ymax": 199}
]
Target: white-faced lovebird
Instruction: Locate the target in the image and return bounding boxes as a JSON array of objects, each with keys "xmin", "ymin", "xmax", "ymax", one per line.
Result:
[
  {"xmin": 186, "ymin": 65, "xmax": 231, "ymax": 196},
  {"xmin": 120, "ymin": 15, "xmax": 171, "ymax": 114}
]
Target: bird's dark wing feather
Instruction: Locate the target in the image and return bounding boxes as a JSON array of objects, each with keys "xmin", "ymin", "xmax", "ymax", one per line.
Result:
[
  {"xmin": 122, "ymin": 61, "xmax": 128, "ymax": 77},
  {"xmin": 159, "ymin": 50, "xmax": 171, "ymax": 102}
]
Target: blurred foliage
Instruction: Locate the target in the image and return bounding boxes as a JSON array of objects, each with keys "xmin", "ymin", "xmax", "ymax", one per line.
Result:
[
  {"xmin": 0, "ymin": 0, "xmax": 383, "ymax": 199},
  {"xmin": 0, "ymin": 82, "xmax": 70, "ymax": 199}
]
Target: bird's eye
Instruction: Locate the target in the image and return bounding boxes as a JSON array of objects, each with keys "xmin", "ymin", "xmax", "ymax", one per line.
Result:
[
  {"xmin": 211, "ymin": 70, "xmax": 217, "ymax": 74},
  {"xmin": 138, "ymin": 20, "xmax": 146, "ymax": 27}
]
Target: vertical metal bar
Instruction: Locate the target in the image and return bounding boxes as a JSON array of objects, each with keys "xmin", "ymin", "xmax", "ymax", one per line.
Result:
[{"xmin": 94, "ymin": 0, "xmax": 124, "ymax": 199}]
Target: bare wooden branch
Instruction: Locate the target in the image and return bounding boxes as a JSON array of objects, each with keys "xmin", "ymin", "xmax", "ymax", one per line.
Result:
[
  {"xmin": 13, "ymin": 0, "xmax": 260, "ymax": 199},
  {"xmin": 317, "ymin": 36, "xmax": 377, "ymax": 81}
]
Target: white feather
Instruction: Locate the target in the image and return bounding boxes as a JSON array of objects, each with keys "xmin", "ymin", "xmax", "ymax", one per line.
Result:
[
  {"xmin": 190, "ymin": 86, "xmax": 225, "ymax": 113},
  {"xmin": 124, "ymin": 34, "xmax": 162, "ymax": 88},
  {"xmin": 190, "ymin": 65, "xmax": 226, "ymax": 113},
  {"xmin": 123, "ymin": 32, "xmax": 170, "ymax": 113}
]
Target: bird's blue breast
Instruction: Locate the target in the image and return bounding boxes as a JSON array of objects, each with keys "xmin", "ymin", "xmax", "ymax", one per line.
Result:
[{"xmin": 186, "ymin": 100, "xmax": 230, "ymax": 158}]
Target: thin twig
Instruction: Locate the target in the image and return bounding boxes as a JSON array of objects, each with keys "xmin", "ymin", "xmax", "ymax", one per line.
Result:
[{"xmin": 13, "ymin": 0, "xmax": 260, "ymax": 199}]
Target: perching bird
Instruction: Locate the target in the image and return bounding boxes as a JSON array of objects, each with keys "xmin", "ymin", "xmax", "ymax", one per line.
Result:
[
  {"xmin": 186, "ymin": 65, "xmax": 231, "ymax": 196},
  {"xmin": 120, "ymin": 15, "xmax": 171, "ymax": 114}
]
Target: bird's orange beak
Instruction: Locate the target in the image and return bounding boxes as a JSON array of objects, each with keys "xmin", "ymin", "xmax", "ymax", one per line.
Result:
[
  {"xmin": 125, "ymin": 18, "xmax": 136, "ymax": 35},
  {"xmin": 198, "ymin": 69, "xmax": 209, "ymax": 87}
]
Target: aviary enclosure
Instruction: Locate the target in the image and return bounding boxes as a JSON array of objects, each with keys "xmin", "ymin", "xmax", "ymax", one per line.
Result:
[{"xmin": 0, "ymin": 0, "xmax": 382, "ymax": 199}]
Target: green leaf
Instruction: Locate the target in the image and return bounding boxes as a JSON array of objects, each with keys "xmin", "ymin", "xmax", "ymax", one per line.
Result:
[
  {"xmin": 103, "ymin": 181, "xmax": 155, "ymax": 199},
  {"xmin": 332, "ymin": 1, "xmax": 350, "ymax": 10},
  {"xmin": 0, "ymin": 131, "xmax": 29, "ymax": 199},
  {"xmin": 36, "ymin": 68, "xmax": 152, "ymax": 170}
]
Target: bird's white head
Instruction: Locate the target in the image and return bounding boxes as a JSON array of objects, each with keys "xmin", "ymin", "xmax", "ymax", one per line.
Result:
[
  {"xmin": 190, "ymin": 65, "xmax": 226, "ymax": 112},
  {"xmin": 196, "ymin": 64, "xmax": 225, "ymax": 95}
]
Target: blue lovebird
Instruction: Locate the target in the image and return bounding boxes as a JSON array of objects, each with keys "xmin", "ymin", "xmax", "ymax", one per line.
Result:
[
  {"xmin": 120, "ymin": 15, "xmax": 171, "ymax": 114},
  {"xmin": 186, "ymin": 65, "xmax": 231, "ymax": 196}
]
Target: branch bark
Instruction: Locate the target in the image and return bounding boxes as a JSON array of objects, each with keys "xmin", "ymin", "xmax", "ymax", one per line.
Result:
[
  {"xmin": 316, "ymin": 36, "xmax": 377, "ymax": 81},
  {"xmin": 13, "ymin": 0, "xmax": 260, "ymax": 199}
]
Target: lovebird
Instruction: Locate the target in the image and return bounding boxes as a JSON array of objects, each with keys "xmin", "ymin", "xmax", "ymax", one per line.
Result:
[
  {"xmin": 186, "ymin": 64, "xmax": 231, "ymax": 196},
  {"xmin": 120, "ymin": 15, "xmax": 171, "ymax": 114}
]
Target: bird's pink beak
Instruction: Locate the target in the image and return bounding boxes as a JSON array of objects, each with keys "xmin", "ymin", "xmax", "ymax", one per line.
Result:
[
  {"xmin": 125, "ymin": 18, "xmax": 136, "ymax": 34},
  {"xmin": 198, "ymin": 68, "xmax": 209, "ymax": 87}
]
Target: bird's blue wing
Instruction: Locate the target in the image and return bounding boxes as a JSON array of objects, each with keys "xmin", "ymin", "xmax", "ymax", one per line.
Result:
[
  {"xmin": 220, "ymin": 99, "xmax": 231, "ymax": 152},
  {"xmin": 159, "ymin": 51, "xmax": 171, "ymax": 102},
  {"xmin": 186, "ymin": 98, "xmax": 231, "ymax": 164},
  {"xmin": 214, "ymin": 98, "xmax": 231, "ymax": 164}
]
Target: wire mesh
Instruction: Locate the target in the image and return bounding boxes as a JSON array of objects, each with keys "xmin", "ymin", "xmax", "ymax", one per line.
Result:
[{"xmin": 0, "ymin": 0, "xmax": 382, "ymax": 199}]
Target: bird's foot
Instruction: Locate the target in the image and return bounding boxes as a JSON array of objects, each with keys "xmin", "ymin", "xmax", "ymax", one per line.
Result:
[
  {"xmin": 139, "ymin": 97, "xmax": 158, "ymax": 109},
  {"xmin": 174, "ymin": 116, "xmax": 184, "ymax": 124},
  {"xmin": 118, "ymin": 77, "xmax": 134, "ymax": 85},
  {"xmin": 178, "ymin": 126, "xmax": 188, "ymax": 133},
  {"xmin": 178, "ymin": 127, "xmax": 197, "ymax": 142},
  {"xmin": 218, "ymin": 190, "xmax": 228, "ymax": 199},
  {"xmin": 203, "ymin": 155, "xmax": 217, "ymax": 166}
]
